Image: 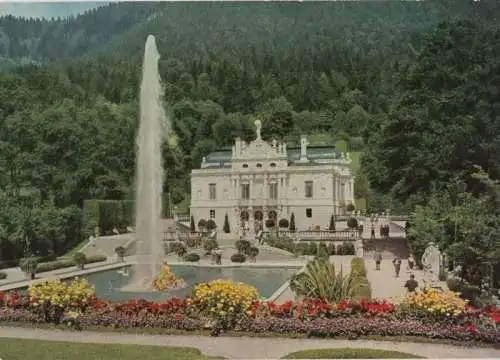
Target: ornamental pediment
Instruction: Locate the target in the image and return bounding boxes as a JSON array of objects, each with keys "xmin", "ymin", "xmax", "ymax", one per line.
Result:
[
  {"xmin": 233, "ymin": 119, "xmax": 286, "ymax": 160},
  {"xmin": 239, "ymin": 139, "xmax": 280, "ymax": 159}
]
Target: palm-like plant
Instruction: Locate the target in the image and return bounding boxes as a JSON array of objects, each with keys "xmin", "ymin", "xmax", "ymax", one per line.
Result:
[{"xmin": 290, "ymin": 257, "xmax": 354, "ymax": 303}]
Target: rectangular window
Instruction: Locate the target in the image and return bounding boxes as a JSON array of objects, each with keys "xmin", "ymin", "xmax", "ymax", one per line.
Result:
[
  {"xmin": 209, "ymin": 183, "xmax": 217, "ymax": 200},
  {"xmin": 269, "ymin": 183, "xmax": 278, "ymax": 199},
  {"xmin": 210, "ymin": 209, "xmax": 215, "ymax": 218},
  {"xmin": 305, "ymin": 181, "xmax": 313, "ymax": 198},
  {"xmin": 241, "ymin": 184, "xmax": 250, "ymax": 200},
  {"xmin": 306, "ymin": 208, "xmax": 312, "ymax": 218}
]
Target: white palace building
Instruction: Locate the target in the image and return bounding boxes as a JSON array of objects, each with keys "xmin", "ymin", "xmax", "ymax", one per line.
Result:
[{"xmin": 189, "ymin": 120, "xmax": 355, "ymax": 236}]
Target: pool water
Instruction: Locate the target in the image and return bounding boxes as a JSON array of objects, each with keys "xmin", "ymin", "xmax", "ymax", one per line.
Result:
[{"xmin": 83, "ymin": 265, "xmax": 299, "ymax": 301}]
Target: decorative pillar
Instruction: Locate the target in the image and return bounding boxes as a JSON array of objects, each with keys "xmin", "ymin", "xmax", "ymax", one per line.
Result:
[
  {"xmin": 249, "ymin": 176, "xmax": 254, "ymax": 206},
  {"xmin": 279, "ymin": 176, "xmax": 284, "ymax": 202},
  {"xmin": 333, "ymin": 176, "xmax": 337, "ymax": 215},
  {"xmin": 235, "ymin": 176, "xmax": 240, "ymax": 201},
  {"xmin": 263, "ymin": 175, "xmax": 269, "ymax": 205},
  {"xmin": 284, "ymin": 174, "xmax": 288, "ymax": 206},
  {"xmin": 350, "ymin": 179, "xmax": 355, "ymax": 203}
]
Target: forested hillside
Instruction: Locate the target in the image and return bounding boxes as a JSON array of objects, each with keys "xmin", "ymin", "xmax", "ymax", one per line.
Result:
[{"xmin": 1, "ymin": 1, "xmax": 500, "ymax": 268}]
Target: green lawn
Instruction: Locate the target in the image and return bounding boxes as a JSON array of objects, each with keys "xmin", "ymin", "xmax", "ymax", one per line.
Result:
[
  {"xmin": 0, "ymin": 338, "xmax": 224, "ymax": 360},
  {"xmin": 282, "ymin": 348, "xmax": 423, "ymax": 359}
]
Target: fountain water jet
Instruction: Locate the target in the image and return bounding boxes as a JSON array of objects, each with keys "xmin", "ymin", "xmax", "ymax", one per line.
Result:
[{"xmin": 121, "ymin": 35, "xmax": 167, "ymax": 291}]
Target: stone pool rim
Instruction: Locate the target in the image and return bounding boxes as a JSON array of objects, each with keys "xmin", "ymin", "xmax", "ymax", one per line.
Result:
[{"xmin": 0, "ymin": 261, "xmax": 303, "ymax": 293}]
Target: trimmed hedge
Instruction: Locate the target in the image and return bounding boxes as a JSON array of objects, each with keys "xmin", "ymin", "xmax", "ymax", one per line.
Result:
[
  {"xmin": 0, "ymin": 254, "xmax": 59, "ymax": 271},
  {"xmin": 36, "ymin": 255, "xmax": 107, "ymax": 273},
  {"xmin": 231, "ymin": 253, "xmax": 246, "ymax": 263},
  {"xmin": 351, "ymin": 257, "xmax": 372, "ymax": 300},
  {"xmin": 83, "ymin": 199, "xmax": 134, "ymax": 237},
  {"xmin": 0, "ymin": 271, "xmax": 6, "ymax": 280},
  {"xmin": 184, "ymin": 253, "xmax": 200, "ymax": 262},
  {"xmin": 337, "ymin": 242, "xmax": 355, "ymax": 255}
]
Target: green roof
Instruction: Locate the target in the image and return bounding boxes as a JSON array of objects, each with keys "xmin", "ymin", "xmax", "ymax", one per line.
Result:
[{"xmin": 202, "ymin": 144, "xmax": 340, "ymax": 168}]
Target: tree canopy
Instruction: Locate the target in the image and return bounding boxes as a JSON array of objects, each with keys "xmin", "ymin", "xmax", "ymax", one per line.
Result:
[{"xmin": 0, "ymin": 2, "xmax": 500, "ymax": 270}]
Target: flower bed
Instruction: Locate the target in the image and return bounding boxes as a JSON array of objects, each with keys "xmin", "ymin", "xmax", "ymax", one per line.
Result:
[{"xmin": 0, "ymin": 279, "xmax": 498, "ymax": 344}]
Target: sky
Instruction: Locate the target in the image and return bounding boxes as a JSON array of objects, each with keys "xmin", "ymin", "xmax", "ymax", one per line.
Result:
[{"xmin": 0, "ymin": 2, "xmax": 109, "ymax": 19}]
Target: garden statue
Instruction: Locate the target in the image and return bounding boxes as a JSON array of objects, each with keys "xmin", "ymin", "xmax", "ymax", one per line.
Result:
[{"xmin": 421, "ymin": 242, "xmax": 442, "ymax": 286}]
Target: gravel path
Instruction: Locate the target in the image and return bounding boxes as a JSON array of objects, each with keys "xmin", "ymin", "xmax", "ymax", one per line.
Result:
[{"xmin": 0, "ymin": 327, "xmax": 499, "ymax": 359}]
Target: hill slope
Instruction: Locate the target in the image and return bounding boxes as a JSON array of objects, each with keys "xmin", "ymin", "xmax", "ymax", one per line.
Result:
[{"xmin": 1, "ymin": 1, "xmax": 500, "ymax": 65}]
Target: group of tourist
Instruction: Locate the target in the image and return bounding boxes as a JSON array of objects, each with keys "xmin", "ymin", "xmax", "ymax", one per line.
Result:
[{"xmin": 374, "ymin": 251, "xmax": 419, "ymax": 292}]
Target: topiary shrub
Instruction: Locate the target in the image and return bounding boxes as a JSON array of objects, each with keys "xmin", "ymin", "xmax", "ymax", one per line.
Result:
[
  {"xmin": 203, "ymin": 239, "xmax": 219, "ymax": 253},
  {"xmin": 265, "ymin": 219, "xmax": 275, "ymax": 229},
  {"xmin": 206, "ymin": 219, "xmax": 217, "ymax": 231},
  {"xmin": 185, "ymin": 237, "xmax": 197, "ymax": 248},
  {"xmin": 307, "ymin": 242, "xmax": 318, "ymax": 256},
  {"xmin": 336, "ymin": 243, "xmax": 344, "ymax": 255},
  {"xmin": 184, "ymin": 252, "xmax": 201, "ymax": 262},
  {"xmin": 329, "ymin": 215, "xmax": 336, "ymax": 230},
  {"xmin": 346, "ymin": 203, "xmax": 355, "ymax": 212},
  {"xmin": 170, "ymin": 242, "xmax": 187, "ymax": 258},
  {"xmin": 294, "ymin": 242, "xmax": 309, "ymax": 256},
  {"xmin": 190, "ymin": 216, "xmax": 196, "ymax": 232},
  {"xmin": 73, "ymin": 252, "xmax": 87, "ymax": 270},
  {"xmin": 278, "ymin": 218, "xmax": 289, "ymax": 229},
  {"xmin": 235, "ymin": 239, "xmax": 251, "ymax": 254},
  {"xmin": 223, "ymin": 213, "xmax": 230, "ymax": 233},
  {"xmin": 347, "ymin": 217, "xmax": 358, "ymax": 229},
  {"xmin": 230, "ymin": 253, "xmax": 246, "ymax": 263},
  {"xmin": 247, "ymin": 246, "xmax": 259, "ymax": 261},
  {"xmin": 318, "ymin": 242, "xmax": 329, "ymax": 258},
  {"xmin": 289, "ymin": 213, "xmax": 296, "ymax": 232},
  {"xmin": 327, "ymin": 243, "xmax": 336, "ymax": 255},
  {"xmin": 341, "ymin": 242, "xmax": 356, "ymax": 255},
  {"xmin": 198, "ymin": 219, "xmax": 206, "ymax": 231}
]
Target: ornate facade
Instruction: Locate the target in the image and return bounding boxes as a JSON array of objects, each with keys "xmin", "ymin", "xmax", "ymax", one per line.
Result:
[{"xmin": 190, "ymin": 120, "xmax": 355, "ymax": 236}]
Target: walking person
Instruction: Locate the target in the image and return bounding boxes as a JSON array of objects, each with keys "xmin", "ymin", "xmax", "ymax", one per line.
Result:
[
  {"xmin": 215, "ymin": 248, "xmax": 222, "ymax": 265},
  {"xmin": 407, "ymin": 254, "xmax": 415, "ymax": 271},
  {"xmin": 393, "ymin": 256, "xmax": 402, "ymax": 278},
  {"xmin": 374, "ymin": 250, "xmax": 382, "ymax": 271},
  {"xmin": 370, "ymin": 225, "xmax": 376, "ymax": 239},
  {"xmin": 404, "ymin": 274, "xmax": 419, "ymax": 293}
]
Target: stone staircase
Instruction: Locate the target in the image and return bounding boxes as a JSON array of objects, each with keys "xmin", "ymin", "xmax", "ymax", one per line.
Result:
[
  {"xmin": 363, "ymin": 237, "xmax": 409, "ymax": 260},
  {"xmin": 162, "ymin": 218, "xmax": 190, "ymax": 232}
]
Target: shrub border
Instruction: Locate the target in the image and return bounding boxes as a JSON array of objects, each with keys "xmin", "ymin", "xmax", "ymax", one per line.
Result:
[{"xmin": 36, "ymin": 255, "xmax": 107, "ymax": 273}]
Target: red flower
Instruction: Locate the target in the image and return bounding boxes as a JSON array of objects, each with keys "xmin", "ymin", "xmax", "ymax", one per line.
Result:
[
  {"xmin": 464, "ymin": 324, "xmax": 478, "ymax": 333},
  {"xmin": 175, "ymin": 313, "xmax": 183, "ymax": 321}
]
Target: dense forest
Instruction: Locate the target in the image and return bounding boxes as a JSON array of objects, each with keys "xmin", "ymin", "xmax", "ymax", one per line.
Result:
[{"xmin": 0, "ymin": 1, "xmax": 499, "ymax": 282}]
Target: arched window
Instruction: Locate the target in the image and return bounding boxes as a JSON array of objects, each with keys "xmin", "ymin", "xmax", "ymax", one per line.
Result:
[
  {"xmin": 256, "ymin": 163, "xmax": 262, "ymax": 168},
  {"xmin": 242, "ymin": 164, "xmax": 248, "ymax": 168},
  {"xmin": 270, "ymin": 163, "xmax": 276, "ymax": 167}
]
